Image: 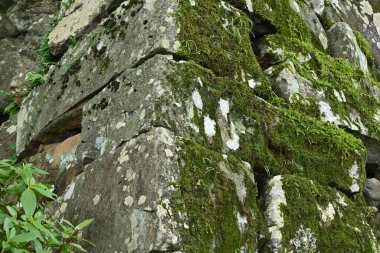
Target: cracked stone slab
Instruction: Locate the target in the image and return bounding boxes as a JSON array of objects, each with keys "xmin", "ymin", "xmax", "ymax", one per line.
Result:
[
  {"xmin": 327, "ymin": 22, "xmax": 368, "ymax": 73},
  {"xmin": 58, "ymin": 127, "xmax": 181, "ymax": 252},
  {"xmin": 77, "ymin": 54, "xmax": 183, "ymax": 163},
  {"xmin": 48, "ymin": 0, "xmax": 124, "ymax": 55},
  {"xmin": 322, "ymin": 0, "xmax": 380, "ymax": 66},
  {"xmin": 16, "ymin": 0, "xmax": 180, "ymax": 155}
]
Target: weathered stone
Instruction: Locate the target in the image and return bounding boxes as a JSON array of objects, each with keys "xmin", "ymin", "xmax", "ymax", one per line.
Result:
[
  {"xmin": 17, "ymin": 0, "xmax": 180, "ymax": 155},
  {"xmin": 8, "ymin": 0, "xmax": 380, "ymax": 250},
  {"xmin": 365, "ymin": 178, "xmax": 380, "ymax": 207},
  {"xmin": 327, "ymin": 22, "xmax": 368, "ymax": 72},
  {"xmin": 0, "ymin": 116, "xmax": 17, "ymax": 159},
  {"xmin": 265, "ymin": 60, "xmax": 325, "ymax": 102},
  {"xmin": 289, "ymin": 0, "xmax": 328, "ymax": 50},
  {"xmin": 77, "ymin": 54, "xmax": 179, "ymax": 164},
  {"xmin": 28, "ymin": 134, "xmax": 82, "ymax": 195},
  {"xmin": 322, "ymin": 0, "xmax": 380, "ymax": 66},
  {"xmin": 48, "ymin": 0, "xmax": 124, "ymax": 56},
  {"xmin": 264, "ymin": 175, "xmax": 380, "ymax": 252},
  {"xmin": 58, "ymin": 127, "xmax": 181, "ymax": 252},
  {"xmin": 0, "ymin": 16, "xmax": 18, "ymax": 38},
  {"xmin": 303, "ymin": 0, "xmax": 325, "ymax": 15},
  {"xmin": 0, "ymin": 38, "xmax": 21, "ymax": 109}
]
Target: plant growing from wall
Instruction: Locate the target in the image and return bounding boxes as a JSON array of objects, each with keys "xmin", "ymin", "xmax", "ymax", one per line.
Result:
[{"xmin": 0, "ymin": 160, "xmax": 93, "ymax": 252}]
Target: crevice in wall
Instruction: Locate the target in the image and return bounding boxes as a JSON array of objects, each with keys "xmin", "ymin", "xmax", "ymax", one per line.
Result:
[
  {"xmin": 0, "ymin": 110, "xmax": 9, "ymax": 126},
  {"xmin": 250, "ymin": 17, "xmax": 278, "ymax": 70},
  {"xmin": 131, "ymin": 48, "xmax": 185, "ymax": 69}
]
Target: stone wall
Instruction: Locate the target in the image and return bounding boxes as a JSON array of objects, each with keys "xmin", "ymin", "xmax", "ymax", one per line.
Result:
[{"xmin": 2, "ymin": 0, "xmax": 380, "ymax": 252}]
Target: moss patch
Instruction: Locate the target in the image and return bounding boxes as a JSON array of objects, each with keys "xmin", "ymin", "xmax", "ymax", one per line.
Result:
[
  {"xmin": 176, "ymin": 0, "xmax": 277, "ymax": 103},
  {"xmin": 280, "ymin": 175, "xmax": 378, "ymax": 252},
  {"xmin": 175, "ymin": 140, "xmax": 262, "ymax": 252},
  {"xmin": 265, "ymin": 34, "xmax": 380, "ymax": 140},
  {"xmin": 168, "ymin": 59, "xmax": 366, "ymax": 197}
]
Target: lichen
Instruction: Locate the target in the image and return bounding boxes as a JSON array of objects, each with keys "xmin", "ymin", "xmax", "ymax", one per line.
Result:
[
  {"xmin": 167, "ymin": 60, "xmax": 366, "ymax": 193},
  {"xmin": 280, "ymin": 175, "xmax": 379, "ymax": 252},
  {"xmin": 174, "ymin": 140, "xmax": 263, "ymax": 252},
  {"xmin": 265, "ymin": 34, "xmax": 380, "ymax": 140}
]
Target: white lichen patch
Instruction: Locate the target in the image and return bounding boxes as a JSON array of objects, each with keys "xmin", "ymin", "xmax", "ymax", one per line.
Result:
[
  {"xmin": 318, "ymin": 101, "xmax": 340, "ymax": 124},
  {"xmin": 93, "ymin": 194, "xmax": 101, "ymax": 205},
  {"xmin": 144, "ymin": 0, "xmax": 157, "ymax": 11},
  {"xmin": 118, "ymin": 146, "xmax": 130, "ymax": 164},
  {"xmin": 237, "ymin": 212, "xmax": 248, "ymax": 232},
  {"xmin": 349, "ymin": 161, "xmax": 360, "ymax": 192},
  {"xmin": 138, "ymin": 195, "xmax": 147, "ymax": 205},
  {"xmin": 317, "ymin": 202, "xmax": 336, "ymax": 224},
  {"xmin": 165, "ymin": 148, "xmax": 174, "ymax": 158},
  {"xmin": 248, "ymin": 79, "xmax": 258, "ymax": 89},
  {"xmin": 265, "ymin": 176, "xmax": 287, "ymax": 252},
  {"xmin": 219, "ymin": 98, "xmax": 230, "ymax": 119},
  {"xmin": 124, "ymin": 196, "xmax": 134, "ymax": 207},
  {"xmin": 125, "ymin": 169, "xmax": 136, "ymax": 181},
  {"xmin": 226, "ymin": 121, "xmax": 240, "ymax": 151},
  {"xmin": 6, "ymin": 125, "xmax": 17, "ymax": 134},
  {"xmin": 289, "ymin": 225, "xmax": 317, "ymax": 252},
  {"xmin": 192, "ymin": 89, "xmax": 203, "ymax": 110},
  {"xmin": 333, "ymin": 89, "xmax": 346, "ymax": 102},
  {"xmin": 95, "ymin": 135, "xmax": 107, "ymax": 150},
  {"xmin": 63, "ymin": 182, "xmax": 75, "ymax": 201},
  {"xmin": 219, "ymin": 162, "xmax": 246, "ymax": 204},
  {"xmin": 245, "ymin": 0, "xmax": 253, "ymax": 12},
  {"xmin": 116, "ymin": 121, "xmax": 126, "ymax": 129},
  {"xmin": 336, "ymin": 192, "xmax": 348, "ymax": 207},
  {"xmin": 204, "ymin": 116, "xmax": 216, "ymax": 137},
  {"xmin": 360, "ymin": 1, "xmax": 373, "ymax": 15}
]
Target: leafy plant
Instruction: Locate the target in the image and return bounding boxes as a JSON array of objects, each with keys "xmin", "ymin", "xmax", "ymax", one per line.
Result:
[
  {"xmin": 0, "ymin": 90, "xmax": 18, "ymax": 117},
  {"xmin": 0, "ymin": 160, "xmax": 93, "ymax": 252}
]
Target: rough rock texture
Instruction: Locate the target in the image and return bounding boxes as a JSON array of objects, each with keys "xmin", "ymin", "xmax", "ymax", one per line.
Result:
[
  {"xmin": 327, "ymin": 22, "xmax": 368, "ymax": 72},
  {"xmin": 3, "ymin": 0, "xmax": 380, "ymax": 252},
  {"xmin": 0, "ymin": 115, "xmax": 17, "ymax": 159}
]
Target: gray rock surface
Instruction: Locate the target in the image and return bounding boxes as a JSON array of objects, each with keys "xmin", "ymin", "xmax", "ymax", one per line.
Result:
[
  {"xmin": 365, "ymin": 178, "xmax": 380, "ymax": 207},
  {"xmin": 4, "ymin": 0, "xmax": 380, "ymax": 251},
  {"xmin": 58, "ymin": 127, "xmax": 181, "ymax": 252},
  {"xmin": 327, "ymin": 22, "xmax": 368, "ymax": 72},
  {"xmin": 322, "ymin": 0, "xmax": 380, "ymax": 66},
  {"xmin": 48, "ymin": 0, "xmax": 124, "ymax": 55},
  {"xmin": 0, "ymin": 116, "xmax": 17, "ymax": 159},
  {"xmin": 16, "ymin": 0, "xmax": 180, "ymax": 155}
]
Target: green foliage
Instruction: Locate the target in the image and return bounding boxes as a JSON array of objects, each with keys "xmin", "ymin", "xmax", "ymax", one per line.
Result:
[
  {"xmin": 0, "ymin": 160, "xmax": 93, "ymax": 252},
  {"xmin": 353, "ymin": 31, "xmax": 375, "ymax": 68},
  {"xmin": 0, "ymin": 90, "xmax": 18, "ymax": 117}
]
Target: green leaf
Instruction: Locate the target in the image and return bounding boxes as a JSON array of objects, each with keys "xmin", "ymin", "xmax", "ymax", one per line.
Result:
[
  {"xmin": 61, "ymin": 244, "xmax": 72, "ymax": 253},
  {"xmin": 20, "ymin": 165, "xmax": 33, "ymax": 185},
  {"xmin": 70, "ymin": 242, "xmax": 87, "ymax": 252},
  {"xmin": 31, "ymin": 183, "xmax": 56, "ymax": 199},
  {"xmin": 11, "ymin": 231, "xmax": 39, "ymax": 243},
  {"xmin": 4, "ymin": 217, "xmax": 15, "ymax": 230},
  {"xmin": 21, "ymin": 188, "xmax": 37, "ymax": 217},
  {"xmin": 6, "ymin": 206, "xmax": 17, "ymax": 218},
  {"xmin": 9, "ymin": 227, "xmax": 16, "ymax": 239},
  {"xmin": 75, "ymin": 219, "xmax": 94, "ymax": 230}
]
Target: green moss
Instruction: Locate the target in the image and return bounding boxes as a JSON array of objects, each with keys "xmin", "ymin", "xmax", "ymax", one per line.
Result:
[
  {"xmin": 266, "ymin": 34, "xmax": 380, "ymax": 140},
  {"xmin": 280, "ymin": 175, "xmax": 378, "ymax": 252},
  {"xmin": 229, "ymin": 0, "xmax": 313, "ymax": 42},
  {"xmin": 168, "ymin": 58, "xmax": 365, "ymax": 195},
  {"xmin": 176, "ymin": 0, "xmax": 278, "ymax": 103},
  {"xmin": 354, "ymin": 31, "xmax": 375, "ymax": 68},
  {"xmin": 175, "ymin": 140, "xmax": 262, "ymax": 252}
]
